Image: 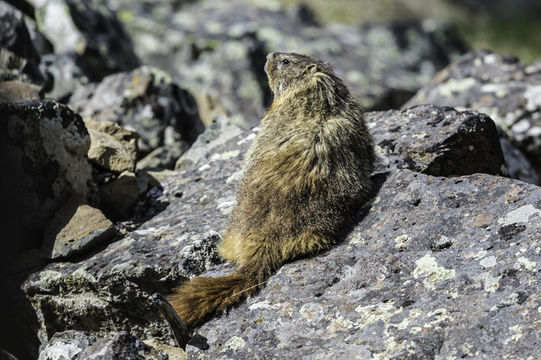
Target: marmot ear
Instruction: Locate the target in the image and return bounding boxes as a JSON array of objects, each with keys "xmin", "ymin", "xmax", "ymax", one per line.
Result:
[{"xmin": 305, "ymin": 64, "xmax": 318, "ymax": 74}]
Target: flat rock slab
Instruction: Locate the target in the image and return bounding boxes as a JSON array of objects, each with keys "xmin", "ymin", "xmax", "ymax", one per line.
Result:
[
  {"xmin": 405, "ymin": 50, "xmax": 541, "ymax": 176},
  {"xmin": 367, "ymin": 105, "xmax": 505, "ymax": 177},
  {"xmin": 190, "ymin": 170, "xmax": 541, "ymax": 359}
]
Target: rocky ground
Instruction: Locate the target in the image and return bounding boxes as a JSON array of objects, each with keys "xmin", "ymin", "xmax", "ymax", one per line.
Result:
[{"xmin": 0, "ymin": 0, "xmax": 540, "ymax": 359}]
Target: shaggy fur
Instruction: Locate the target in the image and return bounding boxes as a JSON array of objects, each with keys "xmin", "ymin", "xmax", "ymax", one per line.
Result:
[{"xmin": 169, "ymin": 52, "xmax": 375, "ymax": 328}]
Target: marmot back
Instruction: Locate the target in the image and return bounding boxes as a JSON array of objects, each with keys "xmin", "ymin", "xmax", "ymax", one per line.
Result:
[{"xmin": 169, "ymin": 52, "xmax": 375, "ymax": 328}]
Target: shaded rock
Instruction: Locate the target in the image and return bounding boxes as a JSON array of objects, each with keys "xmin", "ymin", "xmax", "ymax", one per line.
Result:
[
  {"xmin": 499, "ymin": 134, "xmax": 540, "ymax": 185},
  {"xmin": 0, "ymin": 99, "xmax": 93, "ymax": 254},
  {"xmin": 38, "ymin": 330, "xmax": 95, "ymax": 360},
  {"xmin": 69, "ymin": 66, "xmax": 204, "ymax": 157},
  {"xmin": 76, "ymin": 331, "xmax": 167, "ymax": 360},
  {"xmin": 0, "ymin": 348, "xmax": 18, "ymax": 360},
  {"xmin": 99, "ymin": 171, "xmax": 148, "ymax": 220},
  {"xmin": 0, "ymin": 80, "xmax": 42, "ymax": 102},
  {"xmin": 116, "ymin": 0, "xmax": 466, "ymax": 127},
  {"xmin": 175, "ymin": 114, "xmax": 243, "ymax": 171},
  {"xmin": 367, "ymin": 104, "xmax": 506, "ymax": 177},
  {"xmin": 44, "ymin": 203, "xmax": 115, "ymax": 259},
  {"xmin": 30, "ymin": 0, "xmax": 139, "ymax": 80},
  {"xmin": 405, "ymin": 50, "xmax": 541, "ymax": 179},
  {"xmin": 0, "ymin": 2, "xmax": 44, "ymax": 84},
  {"xmin": 85, "ymin": 119, "xmax": 138, "ymax": 173}
]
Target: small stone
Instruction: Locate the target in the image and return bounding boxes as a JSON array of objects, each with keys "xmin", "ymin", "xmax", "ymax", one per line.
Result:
[
  {"xmin": 49, "ymin": 205, "xmax": 115, "ymax": 259},
  {"xmin": 85, "ymin": 119, "xmax": 138, "ymax": 173}
]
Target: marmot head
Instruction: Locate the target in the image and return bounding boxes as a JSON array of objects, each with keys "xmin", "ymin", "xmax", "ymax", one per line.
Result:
[{"xmin": 264, "ymin": 52, "xmax": 334, "ymax": 98}]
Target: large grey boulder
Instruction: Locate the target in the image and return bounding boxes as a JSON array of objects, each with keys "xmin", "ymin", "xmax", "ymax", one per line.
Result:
[
  {"xmin": 405, "ymin": 50, "xmax": 541, "ymax": 180},
  {"xmin": 20, "ymin": 104, "xmax": 540, "ymax": 359},
  {"xmin": 190, "ymin": 169, "xmax": 540, "ymax": 359}
]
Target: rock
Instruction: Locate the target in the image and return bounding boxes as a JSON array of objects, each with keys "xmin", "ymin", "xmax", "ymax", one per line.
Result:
[
  {"xmin": 114, "ymin": 0, "xmax": 466, "ymax": 128},
  {"xmin": 85, "ymin": 119, "xmax": 138, "ymax": 173},
  {"xmin": 39, "ymin": 52, "xmax": 89, "ymax": 101},
  {"xmin": 0, "ymin": 348, "xmax": 18, "ymax": 360},
  {"xmin": 367, "ymin": 104, "xmax": 506, "ymax": 177},
  {"xmin": 44, "ymin": 203, "xmax": 116, "ymax": 259},
  {"xmin": 175, "ymin": 114, "xmax": 243, "ymax": 171},
  {"xmin": 99, "ymin": 171, "xmax": 148, "ymax": 220},
  {"xmin": 38, "ymin": 330, "xmax": 95, "ymax": 360},
  {"xmin": 189, "ymin": 169, "xmax": 540, "ymax": 359},
  {"xmin": 22, "ymin": 104, "xmax": 540, "ymax": 359},
  {"xmin": 29, "ymin": 0, "xmax": 140, "ymax": 80},
  {"xmin": 0, "ymin": 99, "xmax": 93, "ymax": 253},
  {"xmin": 0, "ymin": 2, "xmax": 45, "ymax": 84},
  {"xmin": 69, "ymin": 66, "xmax": 204, "ymax": 158},
  {"xmin": 405, "ymin": 50, "xmax": 541, "ymax": 180},
  {"xmin": 139, "ymin": 169, "xmax": 179, "ymax": 188},
  {"xmin": 144, "ymin": 339, "xmax": 187, "ymax": 360},
  {"xmin": 499, "ymin": 134, "xmax": 540, "ymax": 185},
  {"xmin": 136, "ymin": 143, "xmax": 189, "ymax": 171},
  {"xmin": 76, "ymin": 331, "xmax": 167, "ymax": 360},
  {"xmin": 0, "ymin": 80, "xmax": 42, "ymax": 102}
]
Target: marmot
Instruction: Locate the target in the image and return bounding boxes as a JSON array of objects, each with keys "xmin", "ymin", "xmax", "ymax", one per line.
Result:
[{"xmin": 169, "ymin": 52, "xmax": 375, "ymax": 328}]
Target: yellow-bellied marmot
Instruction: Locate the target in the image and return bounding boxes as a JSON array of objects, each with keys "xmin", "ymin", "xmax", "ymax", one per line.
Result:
[{"xmin": 169, "ymin": 52, "xmax": 375, "ymax": 328}]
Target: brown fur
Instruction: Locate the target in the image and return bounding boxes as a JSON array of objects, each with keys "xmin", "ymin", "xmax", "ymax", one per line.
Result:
[{"xmin": 169, "ymin": 52, "xmax": 375, "ymax": 328}]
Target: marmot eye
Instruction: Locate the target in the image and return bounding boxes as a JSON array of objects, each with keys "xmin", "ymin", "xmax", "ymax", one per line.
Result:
[{"xmin": 280, "ymin": 59, "xmax": 290, "ymax": 65}]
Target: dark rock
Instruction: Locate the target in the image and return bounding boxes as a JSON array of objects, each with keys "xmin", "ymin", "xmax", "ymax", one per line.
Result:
[
  {"xmin": 367, "ymin": 104, "xmax": 506, "ymax": 177},
  {"xmin": 405, "ymin": 50, "xmax": 541, "ymax": 180},
  {"xmin": 99, "ymin": 171, "xmax": 149, "ymax": 220},
  {"xmin": 115, "ymin": 0, "xmax": 466, "ymax": 128},
  {"xmin": 0, "ymin": 99, "xmax": 93, "ymax": 255},
  {"xmin": 0, "ymin": 348, "xmax": 18, "ymax": 360},
  {"xmin": 0, "ymin": 3, "xmax": 44, "ymax": 84},
  {"xmin": 68, "ymin": 66, "xmax": 204, "ymax": 158},
  {"xmin": 76, "ymin": 331, "xmax": 167, "ymax": 360},
  {"xmin": 30, "ymin": 0, "xmax": 140, "ymax": 80}
]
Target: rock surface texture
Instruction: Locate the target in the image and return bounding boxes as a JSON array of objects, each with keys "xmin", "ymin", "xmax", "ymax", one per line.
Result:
[
  {"xmin": 20, "ymin": 105, "xmax": 541, "ymax": 359},
  {"xmin": 112, "ymin": 0, "xmax": 466, "ymax": 127},
  {"xmin": 1, "ymin": 1, "xmax": 540, "ymax": 359},
  {"xmin": 68, "ymin": 66, "xmax": 204, "ymax": 158},
  {"xmin": 406, "ymin": 50, "xmax": 541, "ymax": 180}
]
